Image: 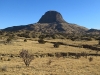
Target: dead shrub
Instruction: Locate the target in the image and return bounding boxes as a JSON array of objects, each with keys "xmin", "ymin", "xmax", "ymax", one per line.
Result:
[
  {"xmin": 19, "ymin": 49, "xmax": 34, "ymax": 67},
  {"xmin": 88, "ymin": 57, "xmax": 93, "ymax": 62}
]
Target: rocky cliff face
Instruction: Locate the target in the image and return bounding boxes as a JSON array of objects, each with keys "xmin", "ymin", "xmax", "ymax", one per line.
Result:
[{"xmin": 38, "ymin": 11, "xmax": 66, "ymax": 23}]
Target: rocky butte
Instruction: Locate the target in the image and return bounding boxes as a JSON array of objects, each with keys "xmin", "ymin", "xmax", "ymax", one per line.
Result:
[
  {"xmin": 38, "ymin": 11, "xmax": 66, "ymax": 23},
  {"xmin": 3, "ymin": 10, "xmax": 88, "ymax": 34}
]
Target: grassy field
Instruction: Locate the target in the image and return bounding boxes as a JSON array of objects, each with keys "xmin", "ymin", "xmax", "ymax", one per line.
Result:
[{"xmin": 0, "ymin": 38, "xmax": 100, "ymax": 75}]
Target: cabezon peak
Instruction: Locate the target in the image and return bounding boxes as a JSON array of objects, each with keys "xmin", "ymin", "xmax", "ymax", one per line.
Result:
[{"xmin": 38, "ymin": 10, "xmax": 66, "ymax": 23}]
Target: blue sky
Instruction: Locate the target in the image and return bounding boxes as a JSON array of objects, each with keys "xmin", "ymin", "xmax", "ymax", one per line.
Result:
[{"xmin": 0, "ymin": 0, "xmax": 100, "ymax": 29}]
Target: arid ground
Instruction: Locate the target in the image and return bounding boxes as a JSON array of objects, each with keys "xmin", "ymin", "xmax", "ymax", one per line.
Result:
[{"xmin": 0, "ymin": 38, "xmax": 100, "ymax": 75}]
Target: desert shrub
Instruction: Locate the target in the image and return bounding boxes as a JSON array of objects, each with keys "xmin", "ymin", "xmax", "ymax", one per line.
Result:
[
  {"xmin": 81, "ymin": 52, "xmax": 88, "ymax": 58},
  {"xmin": 57, "ymin": 42, "xmax": 66, "ymax": 45},
  {"xmin": 75, "ymin": 53, "xmax": 81, "ymax": 59},
  {"xmin": 47, "ymin": 60, "xmax": 52, "ymax": 65},
  {"xmin": 88, "ymin": 57, "xmax": 93, "ymax": 62},
  {"xmin": 51, "ymin": 35, "xmax": 56, "ymax": 39},
  {"xmin": 53, "ymin": 42, "xmax": 60, "ymax": 48},
  {"xmin": 6, "ymin": 38, "xmax": 12, "ymax": 43},
  {"xmin": 95, "ymin": 37, "xmax": 100, "ymax": 40},
  {"xmin": 39, "ymin": 35, "xmax": 46, "ymax": 39},
  {"xmin": 24, "ymin": 39, "xmax": 27, "ymax": 42},
  {"xmin": 38, "ymin": 39, "xmax": 46, "ymax": 44},
  {"xmin": 10, "ymin": 54, "xmax": 14, "ymax": 58},
  {"xmin": 19, "ymin": 49, "xmax": 34, "ymax": 67},
  {"xmin": 98, "ymin": 40, "xmax": 100, "ymax": 45},
  {"xmin": 7, "ymin": 58, "xmax": 11, "ymax": 61},
  {"xmin": 55, "ymin": 52, "xmax": 62, "ymax": 58},
  {"xmin": 81, "ymin": 37, "xmax": 92, "ymax": 41},
  {"xmin": 18, "ymin": 33, "xmax": 30, "ymax": 38},
  {"xmin": 0, "ymin": 66, "xmax": 7, "ymax": 72},
  {"xmin": 70, "ymin": 37, "xmax": 77, "ymax": 41}
]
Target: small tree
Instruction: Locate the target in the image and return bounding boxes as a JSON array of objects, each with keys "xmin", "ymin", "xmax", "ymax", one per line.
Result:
[{"xmin": 19, "ymin": 50, "xmax": 34, "ymax": 67}]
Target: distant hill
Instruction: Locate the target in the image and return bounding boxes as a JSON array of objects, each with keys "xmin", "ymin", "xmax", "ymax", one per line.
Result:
[
  {"xmin": 86, "ymin": 29, "xmax": 100, "ymax": 34},
  {"xmin": 2, "ymin": 10, "xmax": 89, "ymax": 34}
]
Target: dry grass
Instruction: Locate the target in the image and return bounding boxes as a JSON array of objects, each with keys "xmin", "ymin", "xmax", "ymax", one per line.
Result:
[
  {"xmin": 0, "ymin": 39, "xmax": 99, "ymax": 54},
  {"xmin": 0, "ymin": 38, "xmax": 100, "ymax": 75},
  {"xmin": 0, "ymin": 57, "xmax": 100, "ymax": 75}
]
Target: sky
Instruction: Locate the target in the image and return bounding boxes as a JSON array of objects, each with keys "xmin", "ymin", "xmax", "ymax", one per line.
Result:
[{"xmin": 0, "ymin": 0, "xmax": 100, "ymax": 29}]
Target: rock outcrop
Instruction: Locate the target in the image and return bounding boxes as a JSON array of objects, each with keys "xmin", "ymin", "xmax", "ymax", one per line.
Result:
[{"xmin": 38, "ymin": 10, "xmax": 66, "ymax": 23}]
